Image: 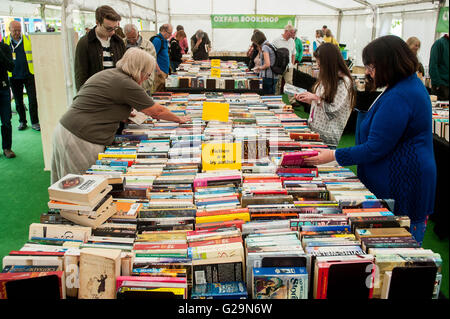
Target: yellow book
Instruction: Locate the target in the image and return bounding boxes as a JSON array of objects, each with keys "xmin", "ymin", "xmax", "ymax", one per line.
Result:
[
  {"xmin": 195, "ymin": 212, "xmax": 250, "ymax": 224},
  {"xmin": 98, "ymin": 153, "xmax": 137, "ymax": 160}
]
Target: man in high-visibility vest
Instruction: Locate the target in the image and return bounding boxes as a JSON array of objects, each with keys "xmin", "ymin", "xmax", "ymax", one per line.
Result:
[{"xmin": 3, "ymin": 20, "xmax": 40, "ymax": 131}]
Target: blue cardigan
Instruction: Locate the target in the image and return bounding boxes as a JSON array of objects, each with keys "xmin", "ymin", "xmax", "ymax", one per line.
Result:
[{"xmin": 335, "ymin": 74, "xmax": 436, "ymax": 223}]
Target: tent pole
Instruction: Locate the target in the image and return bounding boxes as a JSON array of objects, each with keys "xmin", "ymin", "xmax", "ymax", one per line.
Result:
[
  {"xmin": 434, "ymin": 0, "xmax": 446, "ymax": 40},
  {"xmin": 154, "ymin": 0, "xmax": 158, "ymax": 32},
  {"xmin": 211, "ymin": 0, "xmax": 214, "ymax": 50},
  {"xmin": 40, "ymin": 4, "xmax": 47, "ymax": 33},
  {"xmin": 168, "ymin": 0, "xmax": 171, "ymax": 25},
  {"xmin": 371, "ymin": 6, "xmax": 378, "ymax": 40},
  {"xmin": 61, "ymin": 0, "xmax": 75, "ymax": 105},
  {"xmin": 128, "ymin": 1, "xmax": 133, "ymax": 24},
  {"xmin": 337, "ymin": 9, "xmax": 343, "ymax": 42}
]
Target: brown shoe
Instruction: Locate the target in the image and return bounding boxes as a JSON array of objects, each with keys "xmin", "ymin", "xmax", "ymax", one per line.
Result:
[{"xmin": 3, "ymin": 149, "xmax": 16, "ymax": 158}]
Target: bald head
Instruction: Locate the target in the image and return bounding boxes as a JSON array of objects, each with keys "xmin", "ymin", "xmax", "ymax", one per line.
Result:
[{"xmin": 9, "ymin": 21, "xmax": 22, "ymax": 41}]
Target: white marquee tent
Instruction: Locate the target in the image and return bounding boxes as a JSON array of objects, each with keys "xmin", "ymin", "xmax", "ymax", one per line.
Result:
[
  {"xmin": 0, "ymin": 0, "xmax": 448, "ymax": 170},
  {"xmin": 1, "ymin": 0, "xmax": 448, "ymax": 68}
]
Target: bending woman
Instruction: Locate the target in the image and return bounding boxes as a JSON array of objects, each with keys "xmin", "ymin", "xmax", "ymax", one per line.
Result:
[{"xmin": 51, "ymin": 47, "xmax": 190, "ymax": 183}]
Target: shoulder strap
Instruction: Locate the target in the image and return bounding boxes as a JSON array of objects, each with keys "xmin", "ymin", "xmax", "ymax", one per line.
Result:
[{"xmin": 151, "ymin": 34, "xmax": 165, "ymax": 55}]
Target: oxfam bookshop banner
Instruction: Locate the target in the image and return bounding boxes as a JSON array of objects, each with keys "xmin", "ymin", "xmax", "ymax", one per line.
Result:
[{"xmin": 211, "ymin": 14, "xmax": 295, "ymax": 29}]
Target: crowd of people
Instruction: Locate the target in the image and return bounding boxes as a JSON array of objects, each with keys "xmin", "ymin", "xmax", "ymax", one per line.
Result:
[{"xmin": 0, "ymin": 4, "xmax": 448, "ymax": 245}]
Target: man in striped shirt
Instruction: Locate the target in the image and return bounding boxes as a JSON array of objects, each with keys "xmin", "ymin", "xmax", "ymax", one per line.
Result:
[{"xmin": 74, "ymin": 5, "xmax": 126, "ymax": 91}]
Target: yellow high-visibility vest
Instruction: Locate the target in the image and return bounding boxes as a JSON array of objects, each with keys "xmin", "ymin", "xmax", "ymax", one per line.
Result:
[{"xmin": 4, "ymin": 34, "xmax": 34, "ymax": 77}]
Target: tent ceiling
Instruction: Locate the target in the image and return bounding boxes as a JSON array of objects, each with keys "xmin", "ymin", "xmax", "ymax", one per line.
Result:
[{"xmin": 7, "ymin": 0, "xmax": 439, "ymax": 12}]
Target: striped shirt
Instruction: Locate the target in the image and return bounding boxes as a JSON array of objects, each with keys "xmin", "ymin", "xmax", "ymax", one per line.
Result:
[{"xmin": 96, "ymin": 35, "xmax": 114, "ymax": 69}]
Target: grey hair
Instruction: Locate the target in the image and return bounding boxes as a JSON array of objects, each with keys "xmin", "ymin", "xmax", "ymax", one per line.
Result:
[
  {"xmin": 116, "ymin": 47, "xmax": 156, "ymax": 83},
  {"xmin": 195, "ymin": 30, "xmax": 204, "ymax": 39},
  {"xmin": 159, "ymin": 24, "xmax": 172, "ymax": 33},
  {"xmin": 123, "ymin": 24, "xmax": 138, "ymax": 34}
]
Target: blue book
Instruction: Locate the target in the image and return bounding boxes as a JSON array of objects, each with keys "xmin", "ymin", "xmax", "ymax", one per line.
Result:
[
  {"xmin": 191, "ymin": 282, "xmax": 248, "ymax": 299},
  {"xmin": 253, "ymin": 267, "xmax": 308, "ymax": 299}
]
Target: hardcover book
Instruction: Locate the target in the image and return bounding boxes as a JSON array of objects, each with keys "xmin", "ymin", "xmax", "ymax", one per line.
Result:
[
  {"xmin": 78, "ymin": 248, "xmax": 122, "ymax": 299},
  {"xmin": 48, "ymin": 174, "xmax": 110, "ymax": 206}
]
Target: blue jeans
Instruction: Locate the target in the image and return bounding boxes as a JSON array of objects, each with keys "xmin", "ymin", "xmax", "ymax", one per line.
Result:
[
  {"xmin": 262, "ymin": 77, "xmax": 277, "ymax": 95},
  {"xmin": 170, "ymin": 61, "xmax": 181, "ymax": 73},
  {"xmin": 0, "ymin": 89, "xmax": 12, "ymax": 150},
  {"xmin": 410, "ymin": 218, "xmax": 428, "ymax": 246}
]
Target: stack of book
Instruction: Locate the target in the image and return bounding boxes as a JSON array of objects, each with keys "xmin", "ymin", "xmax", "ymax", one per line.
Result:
[
  {"xmin": 47, "ymin": 174, "xmax": 116, "ymax": 229},
  {"xmin": 431, "ymin": 101, "xmax": 449, "ymax": 141},
  {"xmin": 131, "ymin": 230, "xmax": 192, "ymax": 292},
  {"xmin": 187, "ymin": 228, "xmax": 245, "ymax": 289}
]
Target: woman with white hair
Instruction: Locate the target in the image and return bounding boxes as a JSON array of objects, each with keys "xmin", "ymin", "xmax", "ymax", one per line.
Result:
[
  {"xmin": 51, "ymin": 47, "xmax": 190, "ymax": 183},
  {"xmin": 191, "ymin": 29, "xmax": 211, "ymax": 60}
]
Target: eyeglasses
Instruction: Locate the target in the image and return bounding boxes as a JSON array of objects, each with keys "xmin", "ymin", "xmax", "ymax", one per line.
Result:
[
  {"xmin": 364, "ymin": 65, "xmax": 375, "ymax": 72},
  {"xmin": 102, "ymin": 24, "xmax": 119, "ymax": 32}
]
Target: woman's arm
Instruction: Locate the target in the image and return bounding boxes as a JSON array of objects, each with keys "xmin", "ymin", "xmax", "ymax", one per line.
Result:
[
  {"xmin": 254, "ymin": 51, "xmax": 271, "ymax": 72},
  {"xmin": 141, "ymin": 103, "xmax": 190, "ymax": 124}
]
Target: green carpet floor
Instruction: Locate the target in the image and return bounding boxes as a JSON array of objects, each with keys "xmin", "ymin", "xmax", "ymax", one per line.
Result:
[{"xmin": 0, "ymin": 98, "xmax": 447, "ymax": 298}]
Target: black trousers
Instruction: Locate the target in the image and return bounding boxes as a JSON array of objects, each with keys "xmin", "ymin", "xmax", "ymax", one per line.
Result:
[
  {"xmin": 10, "ymin": 75, "xmax": 39, "ymax": 125},
  {"xmin": 0, "ymin": 88, "xmax": 12, "ymax": 150},
  {"xmin": 432, "ymin": 85, "xmax": 449, "ymax": 101}
]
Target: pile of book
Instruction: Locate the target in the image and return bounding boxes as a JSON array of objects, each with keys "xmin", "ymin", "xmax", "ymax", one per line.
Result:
[
  {"xmin": 1, "ymin": 92, "xmax": 444, "ymax": 300},
  {"xmin": 432, "ymin": 101, "xmax": 449, "ymax": 141},
  {"xmin": 187, "ymin": 228, "xmax": 246, "ymax": 295},
  {"xmin": 165, "ymin": 60, "xmax": 262, "ymax": 91},
  {"xmin": 47, "ymin": 174, "xmax": 116, "ymax": 229}
]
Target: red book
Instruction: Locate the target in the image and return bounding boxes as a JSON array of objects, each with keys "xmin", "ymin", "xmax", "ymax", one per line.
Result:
[
  {"xmin": 277, "ymin": 167, "xmax": 318, "ymax": 174},
  {"xmin": 290, "ymin": 132, "xmax": 321, "ymax": 140},
  {"xmin": 251, "ymin": 190, "xmax": 288, "ymax": 195},
  {"xmin": 8, "ymin": 251, "xmax": 66, "ymax": 257},
  {"xmin": 281, "ymin": 177, "xmax": 314, "ymax": 182},
  {"xmin": 280, "ymin": 151, "xmax": 319, "ymax": 166},
  {"xmin": 0, "ymin": 271, "xmax": 65, "ymax": 299},
  {"xmin": 243, "ymin": 178, "xmax": 281, "ymax": 183},
  {"xmin": 188, "ymin": 236, "xmax": 242, "ymax": 247}
]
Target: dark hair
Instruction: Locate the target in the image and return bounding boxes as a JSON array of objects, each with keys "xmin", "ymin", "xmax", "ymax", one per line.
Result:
[
  {"xmin": 176, "ymin": 30, "xmax": 186, "ymax": 39},
  {"xmin": 362, "ymin": 35, "xmax": 418, "ymax": 88},
  {"xmin": 316, "ymin": 29, "xmax": 324, "ymax": 37},
  {"xmin": 95, "ymin": 5, "xmax": 121, "ymax": 24},
  {"xmin": 251, "ymin": 30, "xmax": 266, "ymax": 46},
  {"xmin": 313, "ymin": 43, "xmax": 355, "ymax": 108},
  {"xmin": 176, "ymin": 25, "xmax": 184, "ymax": 31},
  {"xmin": 322, "ymin": 25, "xmax": 327, "ymax": 29}
]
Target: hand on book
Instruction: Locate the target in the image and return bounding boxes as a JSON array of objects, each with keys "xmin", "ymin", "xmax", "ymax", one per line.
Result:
[
  {"xmin": 178, "ymin": 115, "xmax": 191, "ymax": 124},
  {"xmin": 295, "ymin": 92, "xmax": 319, "ymax": 105},
  {"xmin": 303, "ymin": 149, "xmax": 336, "ymax": 166}
]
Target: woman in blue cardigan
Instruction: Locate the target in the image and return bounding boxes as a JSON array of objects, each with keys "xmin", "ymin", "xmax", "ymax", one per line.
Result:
[{"xmin": 304, "ymin": 35, "xmax": 436, "ymax": 245}]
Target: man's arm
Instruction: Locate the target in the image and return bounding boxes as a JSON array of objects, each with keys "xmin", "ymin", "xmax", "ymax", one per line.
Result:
[
  {"xmin": 0, "ymin": 43, "xmax": 14, "ymax": 71},
  {"xmin": 74, "ymin": 37, "xmax": 90, "ymax": 91}
]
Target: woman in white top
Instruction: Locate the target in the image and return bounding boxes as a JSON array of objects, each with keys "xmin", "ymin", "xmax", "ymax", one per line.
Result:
[{"xmin": 295, "ymin": 42, "xmax": 355, "ymax": 148}]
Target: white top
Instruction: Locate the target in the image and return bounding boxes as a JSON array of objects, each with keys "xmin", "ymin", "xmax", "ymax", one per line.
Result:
[
  {"xmin": 272, "ymin": 35, "xmax": 296, "ymax": 67},
  {"xmin": 308, "ymin": 75, "xmax": 353, "ymax": 148},
  {"xmin": 96, "ymin": 34, "xmax": 114, "ymax": 69}
]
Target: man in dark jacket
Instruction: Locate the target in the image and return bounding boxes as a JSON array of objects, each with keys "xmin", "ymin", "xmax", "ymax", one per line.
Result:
[
  {"xmin": 429, "ymin": 34, "xmax": 449, "ymax": 101},
  {"xmin": 0, "ymin": 41, "xmax": 16, "ymax": 157},
  {"xmin": 74, "ymin": 5, "xmax": 125, "ymax": 91}
]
